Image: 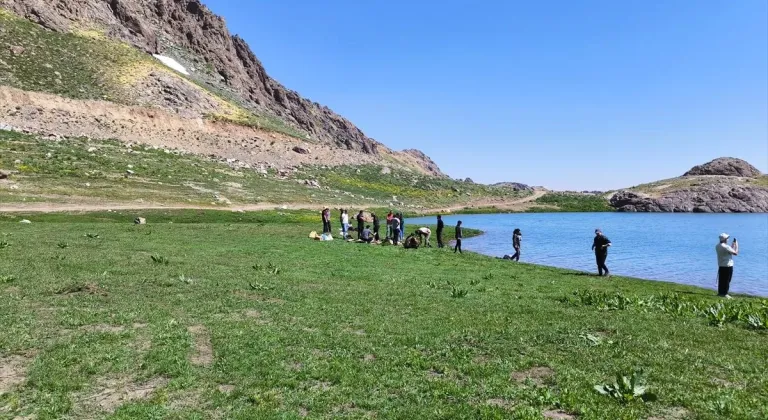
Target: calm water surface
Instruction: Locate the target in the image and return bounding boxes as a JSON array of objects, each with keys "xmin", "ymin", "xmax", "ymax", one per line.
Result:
[{"xmin": 409, "ymin": 213, "xmax": 768, "ymax": 296}]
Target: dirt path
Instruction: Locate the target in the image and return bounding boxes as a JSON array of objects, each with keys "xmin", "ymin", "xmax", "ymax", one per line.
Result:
[
  {"xmin": 0, "ymin": 191, "xmax": 550, "ymax": 214},
  {"xmin": 0, "ymin": 202, "xmax": 325, "ymax": 213}
]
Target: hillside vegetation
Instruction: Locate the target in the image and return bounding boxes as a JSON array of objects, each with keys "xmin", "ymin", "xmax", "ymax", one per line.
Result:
[{"xmin": 0, "ymin": 131, "xmax": 540, "ymax": 211}]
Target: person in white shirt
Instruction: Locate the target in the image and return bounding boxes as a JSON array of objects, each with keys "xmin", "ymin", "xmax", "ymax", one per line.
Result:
[
  {"xmin": 715, "ymin": 233, "xmax": 739, "ymax": 298},
  {"xmin": 415, "ymin": 227, "xmax": 432, "ymax": 247},
  {"xmin": 341, "ymin": 210, "xmax": 350, "ymax": 239}
]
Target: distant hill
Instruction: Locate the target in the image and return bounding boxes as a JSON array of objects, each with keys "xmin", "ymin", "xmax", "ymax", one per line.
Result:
[{"xmin": 610, "ymin": 158, "xmax": 768, "ymax": 213}]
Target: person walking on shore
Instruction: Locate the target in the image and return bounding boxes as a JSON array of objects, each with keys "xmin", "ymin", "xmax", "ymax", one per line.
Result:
[
  {"xmin": 511, "ymin": 228, "xmax": 522, "ymax": 261},
  {"xmin": 386, "ymin": 211, "xmax": 394, "ymax": 239},
  {"xmin": 454, "ymin": 220, "xmax": 463, "ymax": 254},
  {"xmin": 592, "ymin": 228, "xmax": 611, "ymax": 276},
  {"xmin": 715, "ymin": 233, "xmax": 739, "ymax": 298},
  {"xmin": 356, "ymin": 211, "xmax": 365, "ymax": 240},
  {"xmin": 372, "ymin": 213, "xmax": 381, "ymax": 241},
  {"xmin": 341, "ymin": 209, "xmax": 349, "ymax": 239},
  {"xmin": 436, "ymin": 215, "xmax": 445, "ymax": 248},
  {"xmin": 391, "ymin": 216, "xmax": 401, "ymax": 245}
]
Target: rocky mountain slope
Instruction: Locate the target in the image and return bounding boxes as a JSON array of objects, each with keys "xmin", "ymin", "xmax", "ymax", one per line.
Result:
[
  {"xmin": 610, "ymin": 158, "xmax": 768, "ymax": 213},
  {"xmin": 0, "ymin": 0, "xmax": 444, "ymax": 176}
]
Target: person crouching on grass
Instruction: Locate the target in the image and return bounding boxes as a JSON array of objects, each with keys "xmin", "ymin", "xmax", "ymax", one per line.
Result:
[
  {"xmin": 361, "ymin": 225, "xmax": 374, "ymax": 244},
  {"xmin": 715, "ymin": 233, "xmax": 739, "ymax": 298},
  {"xmin": 415, "ymin": 227, "xmax": 432, "ymax": 247}
]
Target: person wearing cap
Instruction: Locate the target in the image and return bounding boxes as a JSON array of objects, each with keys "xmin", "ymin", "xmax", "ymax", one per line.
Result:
[
  {"xmin": 591, "ymin": 228, "xmax": 611, "ymax": 276},
  {"xmin": 715, "ymin": 233, "xmax": 739, "ymax": 298}
]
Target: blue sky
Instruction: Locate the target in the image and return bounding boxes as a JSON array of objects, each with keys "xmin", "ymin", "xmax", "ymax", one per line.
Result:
[{"xmin": 204, "ymin": 0, "xmax": 767, "ymax": 190}]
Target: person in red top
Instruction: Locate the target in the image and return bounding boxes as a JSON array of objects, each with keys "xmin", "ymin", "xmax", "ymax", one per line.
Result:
[{"xmin": 386, "ymin": 211, "xmax": 394, "ymax": 239}]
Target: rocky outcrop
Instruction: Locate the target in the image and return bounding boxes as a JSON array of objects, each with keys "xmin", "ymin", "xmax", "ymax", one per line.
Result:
[
  {"xmin": 684, "ymin": 157, "xmax": 762, "ymax": 178},
  {"xmin": 610, "ymin": 185, "xmax": 768, "ymax": 213},
  {"xmin": 0, "ymin": 0, "xmax": 382, "ymax": 155},
  {"xmin": 492, "ymin": 182, "xmax": 533, "ymax": 191},
  {"xmin": 400, "ymin": 149, "xmax": 445, "ymax": 177}
]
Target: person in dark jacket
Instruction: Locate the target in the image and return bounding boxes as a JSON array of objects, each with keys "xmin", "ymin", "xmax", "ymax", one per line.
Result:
[
  {"xmin": 511, "ymin": 228, "xmax": 522, "ymax": 261},
  {"xmin": 436, "ymin": 215, "xmax": 445, "ymax": 248},
  {"xmin": 356, "ymin": 211, "xmax": 365, "ymax": 240},
  {"xmin": 372, "ymin": 213, "xmax": 380, "ymax": 241},
  {"xmin": 398, "ymin": 213, "xmax": 405, "ymax": 241},
  {"xmin": 321, "ymin": 208, "xmax": 331, "ymax": 234},
  {"xmin": 454, "ymin": 220, "xmax": 463, "ymax": 254},
  {"xmin": 591, "ymin": 228, "xmax": 612, "ymax": 276}
]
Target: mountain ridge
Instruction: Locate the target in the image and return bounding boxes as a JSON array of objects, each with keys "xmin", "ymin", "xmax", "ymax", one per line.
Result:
[{"xmin": 0, "ymin": 0, "xmax": 446, "ymax": 176}]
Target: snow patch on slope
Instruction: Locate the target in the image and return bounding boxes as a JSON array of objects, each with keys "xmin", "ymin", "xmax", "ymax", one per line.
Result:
[{"xmin": 152, "ymin": 55, "xmax": 189, "ymax": 75}]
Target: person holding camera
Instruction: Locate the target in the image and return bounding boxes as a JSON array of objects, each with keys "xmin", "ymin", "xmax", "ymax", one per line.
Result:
[{"xmin": 715, "ymin": 233, "xmax": 739, "ymax": 298}]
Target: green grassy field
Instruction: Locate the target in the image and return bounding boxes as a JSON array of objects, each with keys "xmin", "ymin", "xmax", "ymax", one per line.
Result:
[
  {"xmin": 1, "ymin": 211, "xmax": 766, "ymax": 419},
  {"xmin": 534, "ymin": 193, "xmax": 614, "ymax": 213}
]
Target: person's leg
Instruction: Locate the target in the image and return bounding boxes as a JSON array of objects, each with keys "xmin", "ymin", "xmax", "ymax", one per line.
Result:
[
  {"xmin": 457, "ymin": 239, "xmax": 462, "ymax": 253},
  {"xmin": 437, "ymin": 232, "xmax": 443, "ymax": 248},
  {"xmin": 725, "ymin": 267, "xmax": 733, "ymax": 295},
  {"xmin": 513, "ymin": 248, "xmax": 520, "ymax": 261},
  {"xmin": 600, "ymin": 255, "xmax": 609, "ymax": 276},
  {"xmin": 596, "ymin": 253, "xmax": 603, "ymax": 276},
  {"xmin": 717, "ymin": 267, "xmax": 728, "ymax": 296},
  {"xmin": 394, "ymin": 229, "xmax": 399, "ymax": 245}
]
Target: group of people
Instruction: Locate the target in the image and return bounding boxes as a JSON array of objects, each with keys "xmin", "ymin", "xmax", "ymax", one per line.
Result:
[
  {"xmin": 324, "ymin": 208, "xmax": 743, "ymax": 298},
  {"xmin": 321, "ymin": 209, "xmax": 465, "ymax": 252}
]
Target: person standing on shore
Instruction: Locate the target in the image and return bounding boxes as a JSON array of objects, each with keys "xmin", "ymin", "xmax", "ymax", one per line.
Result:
[
  {"xmin": 591, "ymin": 228, "xmax": 611, "ymax": 276},
  {"xmin": 321, "ymin": 208, "xmax": 331, "ymax": 234},
  {"xmin": 454, "ymin": 220, "xmax": 463, "ymax": 254},
  {"xmin": 436, "ymin": 215, "xmax": 445, "ymax": 248},
  {"xmin": 391, "ymin": 216, "xmax": 401, "ymax": 245},
  {"xmin": 341, "ymin": 209, "xmax": 349, "ymax": 239},
  {"xmin": 386, "ymin": 211, "xmax": 394, "ymax": 239},
  {"xmin": 372, "ymin": 213, "xmax": 381, "ymax": 241},
  {"xmin": 398, "ymin": 213, "xmax": 405, "ymax": 242},
  {"xmin": 715, "ymin": 233, "xmax": 739, "ymax": 298},
  {"xmin": 356, "ymin": 211, "xmax": 365, "ymax": 240},
  {"xmin": 511, "ymin": 228, "xmax": 522, "ymax": 261}
]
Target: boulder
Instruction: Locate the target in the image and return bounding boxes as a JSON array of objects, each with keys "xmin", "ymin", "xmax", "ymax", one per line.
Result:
[
  {"xmin": 292, "ymin": 146, "xmax": 310, "ymax": 155},
  {"xmin": 134, "ymin": 217, "xmax": 146, "ymax": 225},
  {"xmin": 0, "ymin": 170, "xmax": 9, "ymax": 180}
]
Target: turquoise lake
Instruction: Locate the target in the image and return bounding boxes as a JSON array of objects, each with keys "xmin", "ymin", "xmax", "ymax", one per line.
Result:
[{"xmin": 408, "ymin": 213, "xmax": 768, "ymax": 296}]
